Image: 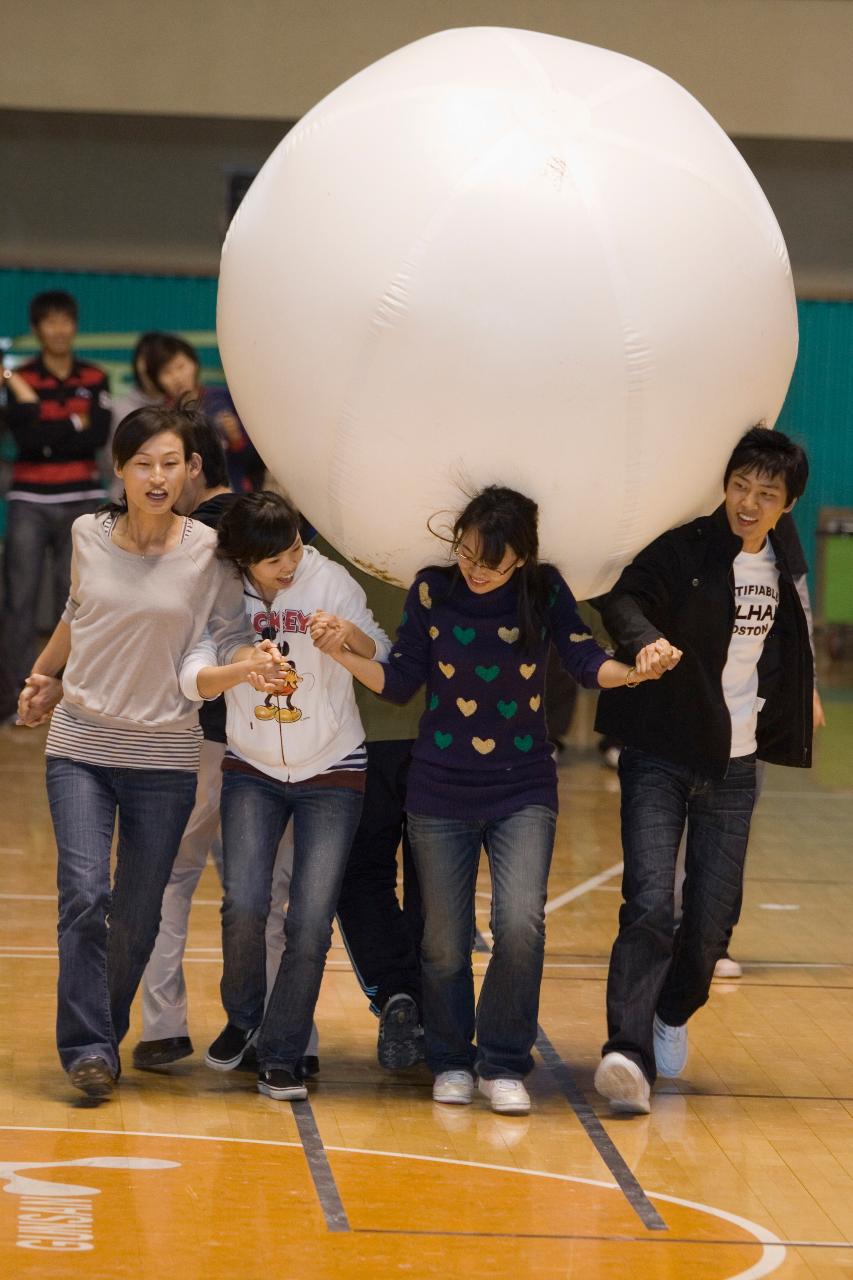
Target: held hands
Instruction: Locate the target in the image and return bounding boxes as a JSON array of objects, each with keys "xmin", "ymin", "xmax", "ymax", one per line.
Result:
[
  {"xmin": 634, "ymin": 637, "xmax": 683, "ymax": 681},
  {"xmin": 241, "ymin": 639, "xmax": 289, "ymax": 694},
  {"xmin": 310, "ymin": 611, "xmax": 353, "ymax": 656},
  {"xmin": 17, "ymin": 673, "xmax": 63, "ymax": 727}
]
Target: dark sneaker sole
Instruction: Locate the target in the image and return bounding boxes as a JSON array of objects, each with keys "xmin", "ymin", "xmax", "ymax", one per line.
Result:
[
  {"xmin": 377, "ymin": 995, "xmax": 422, "ymax": 1070},
  {"xmin": 133, "ymin": 1038, "xmax": 194, "ymax": 1070},
  {"xmin": 205, "ymin": 1028, "xmax": 259, "ymax": 1072},
  {"xmin": 68, "ymin": 1059, "xmax": 116, "ymax": 1098},
  {"xmin": 257, "ymin": 1080, "xmax": 308, "ymax": 1101}
]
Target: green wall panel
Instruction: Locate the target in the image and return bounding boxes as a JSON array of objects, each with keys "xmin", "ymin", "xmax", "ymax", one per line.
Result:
[{"xmin": 777, "ymin": 300, "xmax": 853, "ymax": 593}]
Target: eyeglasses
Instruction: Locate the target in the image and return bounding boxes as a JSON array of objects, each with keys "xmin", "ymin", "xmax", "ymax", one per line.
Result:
[{"xmin": 452, "ymin": 546, "xmax": 519, "ymax": 577}]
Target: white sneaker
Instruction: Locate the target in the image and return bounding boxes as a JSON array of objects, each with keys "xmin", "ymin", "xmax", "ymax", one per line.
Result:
[
  {"xmin": 478, "ymin": 1078, "xmax": 531, "ymax": 1115},
  {"xmin": 594, "ymin": 1052, "xmax": 651, "ymax": 1114},
  {"xmin": 432, "ymin": 1070, "xmax": 474, "ymax": 1105},
  {"xmin": 714, "ymin": 954, "xmax": 743, "ymax": 979},
  {"xmin": 653, "ymin": 1014, "xmax": 688, "ymax": 1078}
]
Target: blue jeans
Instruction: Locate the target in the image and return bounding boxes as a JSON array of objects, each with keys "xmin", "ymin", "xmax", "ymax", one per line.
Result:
[
  {"xmin": 2, "ymin": 498, "xmax": 101, "ymax": 692},
  {"xmin": 46, "ymin": 757, "xmax": 197, "ymax": 1074},
  {"xmin": 407, "ymin": 805, "xmax": 557, "ymax": 1080},
  {"xmin": 604, "ymin": 747, "xmax": 757, "ymax": 1083},
  {"xmin": 219, "ymin": 771, "xmax": 363, "ymax": 1070}
]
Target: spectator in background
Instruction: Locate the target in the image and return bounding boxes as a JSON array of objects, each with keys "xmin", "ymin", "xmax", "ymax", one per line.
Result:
[
  {"xmin": 147, "ymin": 335, "xmax": 264, "ymax": 493},
  {"xmin": 106, "ymin": 331, "xmax": 167, "ymax": 501},
  {"xmin": 1, "ymin": 291, "xmax": 111, "ymax": 704}
]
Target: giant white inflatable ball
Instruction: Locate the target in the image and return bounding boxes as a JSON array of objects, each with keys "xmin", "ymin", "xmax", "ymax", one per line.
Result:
[{"xmin": 218, "ymin": 27, "xmax": 797, "ymax": 598}]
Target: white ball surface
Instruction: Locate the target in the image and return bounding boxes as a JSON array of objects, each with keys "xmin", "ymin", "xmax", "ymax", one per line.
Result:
[{"xmin": 218, "ymin": 27, "xmax": 797, "ymax": 597}]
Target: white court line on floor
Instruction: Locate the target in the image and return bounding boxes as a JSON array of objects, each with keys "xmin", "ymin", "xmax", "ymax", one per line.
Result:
[
  {"xmin": 544, "ymin": 862, "xmax": 623, "ymax": 915},
  {"xmin": 0, "ymin": 1125, "xmax": 787, "ymax": 1279}
]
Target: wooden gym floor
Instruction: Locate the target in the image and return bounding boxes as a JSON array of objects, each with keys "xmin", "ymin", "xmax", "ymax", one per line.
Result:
[{"xmin": 1, "ymin": 675, "xmax": 852, "ymax": 1279}]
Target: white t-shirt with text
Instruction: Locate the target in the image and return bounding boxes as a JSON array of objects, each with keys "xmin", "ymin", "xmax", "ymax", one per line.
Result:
[{"xmin": 722, "ymin": 537, "xmax": 780, "ymax": 758}]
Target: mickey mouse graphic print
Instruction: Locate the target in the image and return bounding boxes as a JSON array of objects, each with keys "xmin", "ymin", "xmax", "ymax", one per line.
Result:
[{"xmin": 722, "ymin": 536, "xmax": 780, "ymax": 757}]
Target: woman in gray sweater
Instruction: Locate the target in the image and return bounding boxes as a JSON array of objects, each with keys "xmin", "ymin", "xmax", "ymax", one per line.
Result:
[{"xmin": 17, "ymin": 405, "xmax": 281, "ymax": 1100}]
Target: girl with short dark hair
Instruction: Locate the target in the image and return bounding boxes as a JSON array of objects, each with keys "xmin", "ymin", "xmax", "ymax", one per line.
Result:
[{"xmin": 179, "ymin": 491, "xmax": 391, "ymax": 1100}]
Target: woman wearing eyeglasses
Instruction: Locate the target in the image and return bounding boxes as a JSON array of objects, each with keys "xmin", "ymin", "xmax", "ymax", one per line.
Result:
[{"xmin": 311, "ymin": 485, "xmax": 680, "ymax": 1114}]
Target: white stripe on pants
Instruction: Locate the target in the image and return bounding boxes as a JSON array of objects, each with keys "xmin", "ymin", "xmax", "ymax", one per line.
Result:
[{"xmin": 141, "ymin": 740, "xmax": 318, "ymax": 1054}]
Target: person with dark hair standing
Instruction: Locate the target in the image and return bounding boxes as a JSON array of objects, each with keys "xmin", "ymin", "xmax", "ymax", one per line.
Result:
[
  {"xmin": 146, "ymin": 334, "xmax": 264, "ymax": 493},
  {"xmin": 106, "ymin": 332, "xmax": 168, "ymax": 501},
  {"xmin": 311, "ymin": 534, "xmax": 425, "ymax": 1070},
  {"xmin": 313, "ymin": 486, "xmax": 672, "ymax": 1114},
  {"xmin": 179, "ymin": 492, "xmax": 391, "ymax": 1101},
  {"xmin": 1, "ymin": 291, "xmax": 112, "ymax": 701},
  {"xmin": 16, "ymin": 406, "xmax": 280, "ymax": 1100},
  {"xmin": 593, "ymin": 427, "xmax": 813, "ymax": 1116}
]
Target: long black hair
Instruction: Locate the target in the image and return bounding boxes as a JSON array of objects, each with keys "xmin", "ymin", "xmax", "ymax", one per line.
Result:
[
  {"xmin": 431, "ymin": 485, "xmax": 550, "ymax": 653},
  {"xmin": 99, "ymin": 403, "xmax": 202, "ymax": 515}
]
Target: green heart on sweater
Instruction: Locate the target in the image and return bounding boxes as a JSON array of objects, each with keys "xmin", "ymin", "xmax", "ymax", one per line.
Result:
[
  {"xmin": 401, "ymin": 610, "xmax": 409, "ymax": 625},
  {"xmin": 452, "ymin": 625, "xmax": 476, "ymax": 646},
  {"xmin": 514, "ymin": 734, "xmax": 534, "ymax": 753},
  {"xmin": 497, "ymin": 700, "xmax": 518, "ymax": 720},
  {"xmin": 429, "ymin": 694, "xmax": 439, "ymax": 711},
  {"xmin": 475, "ymin": 664, "xmax": 500, "ymax": 683},
  {"xmin": 434, "ymin": 730, "xmax": 453, "ymax": 750}
]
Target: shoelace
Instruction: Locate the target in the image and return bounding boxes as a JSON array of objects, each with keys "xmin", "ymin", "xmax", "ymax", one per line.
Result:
[{"xmin": 443, "ymin": 1071, "xmax": 472, "ymax": 1085}]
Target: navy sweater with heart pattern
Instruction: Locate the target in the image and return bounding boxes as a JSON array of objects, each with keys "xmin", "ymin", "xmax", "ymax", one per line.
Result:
[{"xmin": 380, "ymin": 564, "xmax": 609, "ymax": 819}]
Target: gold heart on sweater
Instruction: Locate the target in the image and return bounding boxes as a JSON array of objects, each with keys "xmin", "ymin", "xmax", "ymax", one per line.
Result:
[
  {"xmin": 456, "ymin": 697, "xmax": 477, "ymax": 717},
  {"xmin": 429, "ymin": 626, "xmax": 439, "ymax": 639},
  {"xmin": 438, "ymin": 662, "xmax": 455, "ymax": 679},
  {"xmin": 419, "ymin": 582, "xmax": 432, "ymax": 608},
  {"xmin": 519, "ymin": 663, "xmax": 536, "ymax": 679},
  {"xmin": 529, "ymin": 695, "xmax": 541, "ymax": 712},
  {"xmin": 497, "ymin": 626, "xmax": 519, "ymax": 644},
  {"xmin": 472, "ymin": 737, "xmax": 496, "ymax": 754}
]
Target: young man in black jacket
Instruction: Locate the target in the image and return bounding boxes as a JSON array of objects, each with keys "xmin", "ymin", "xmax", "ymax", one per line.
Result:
[{"xmin": 593, "ymin": 427, "xmax": 812, "ymax": 1115}]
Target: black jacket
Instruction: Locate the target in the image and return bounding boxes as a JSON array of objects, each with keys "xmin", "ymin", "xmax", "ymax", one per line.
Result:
[{"xmin": 594, "ymin": 505, "xmax": 813, "ymax": 777}]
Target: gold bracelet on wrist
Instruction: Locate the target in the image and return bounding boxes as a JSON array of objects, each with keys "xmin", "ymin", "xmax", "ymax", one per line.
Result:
[{"xmin": 625, "ymin": 665, "xmax": 641, "ymax": 688}]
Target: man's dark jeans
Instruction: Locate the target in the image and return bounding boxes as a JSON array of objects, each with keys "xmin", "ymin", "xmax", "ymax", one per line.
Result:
[
  {"xmin": 2, "ymin": 498, "xmax": 101, "ymax": 693},
  {"xmin": 604, "ymin": 747, "xmax": 756, "ymax": 1084},
  {"xmin": 336, "ymin": 739, "xmax": 422, "ymax": 1016}
]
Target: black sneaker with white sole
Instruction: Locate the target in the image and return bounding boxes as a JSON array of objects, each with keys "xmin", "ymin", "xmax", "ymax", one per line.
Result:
[
  {"xmin": 377, "ymin": 993, "xmax": 422, "ymax": 1070},
  {"xmin": 205, "ymin": 1023, "xmax": 259, "ymax": 1071},
  {"xmin": 257, "ymin": 1068, "xmax": 308, "ymax": 1101}
]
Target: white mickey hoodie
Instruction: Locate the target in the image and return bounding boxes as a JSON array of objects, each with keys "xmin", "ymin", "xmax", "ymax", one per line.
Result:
[{"xmin": 180, "ymin": 544, "xmax": 391, "ymax": 783}]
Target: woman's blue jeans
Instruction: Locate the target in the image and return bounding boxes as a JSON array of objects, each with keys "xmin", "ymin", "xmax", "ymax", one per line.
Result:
[
  {"xmin": 219, "ymin": 771, "xmax": 363, "ymax": 1071},
  {"xmin": 604, "ymin": 747, "xmax": 757, "ymax": 1083},
  {"xmin": 47, "ymin": 757, "xmax": 197, "ymax": 1075},
  {"xmin": 407, "ymin": 804, "xmax": 557, "ymax": 1081}
]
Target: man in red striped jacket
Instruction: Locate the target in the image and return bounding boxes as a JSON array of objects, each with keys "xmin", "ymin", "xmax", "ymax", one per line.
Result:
[{"xmin": 1, "ymin": 291, "xmax": 111, "ymax": 702}]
